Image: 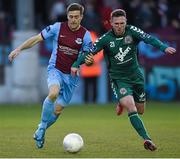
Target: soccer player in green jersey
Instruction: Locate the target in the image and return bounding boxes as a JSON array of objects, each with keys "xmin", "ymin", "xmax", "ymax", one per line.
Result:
[{"xmin": 71, "ymin": 9, "xmax": 176, "ymax": 151}]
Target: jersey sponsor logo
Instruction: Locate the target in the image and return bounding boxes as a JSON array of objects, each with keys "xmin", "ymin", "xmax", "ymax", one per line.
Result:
[
  {"xmin": 124, "ymin": 35, "xmax": 133, "ymax": 44},
  {"xmin": 120, "ymin": 88, "xmax": 127, "ymax": 95},
  {"xmin": 58, "ymin": 45, "xmax": 78, "ymax": 55},
  {"xmin": 117, "ymin": 58, "xmax": 132, "ymax": 64},
  {"xmin": 114, "ymin": 46, "xmax": 131, "ymax": 62},
  {"xmin": 75, "ymin": 38, "xmax": 83, "ymax": 44},
  {"xmin": 110, "ymin": 41, "xmax": 115, "ymax": 47}
]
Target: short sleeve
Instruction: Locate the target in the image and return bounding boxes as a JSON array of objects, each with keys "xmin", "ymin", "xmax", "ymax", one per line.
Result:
[
  {"xmin": 81, "ymin": 31, "xmax": 93, "ymax": 52},
  {"xmin": 41, "ymin": 22, "xmax": 60, "ymax": 40}
]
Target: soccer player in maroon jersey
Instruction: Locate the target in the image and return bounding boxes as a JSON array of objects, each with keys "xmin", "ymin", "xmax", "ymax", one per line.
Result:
[{"xmin": 9, "ymin": 3, "xmax": 92, "ymax": 148}]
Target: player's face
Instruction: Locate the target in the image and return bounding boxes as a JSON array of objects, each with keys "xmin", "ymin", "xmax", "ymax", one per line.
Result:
[
  {"xmin": 67, "ymin": 10, "xmax": 83, "ymax": 31},
  {"xmin": 111, "ymin": 16, "xmax": 127, "ymax": 36}
]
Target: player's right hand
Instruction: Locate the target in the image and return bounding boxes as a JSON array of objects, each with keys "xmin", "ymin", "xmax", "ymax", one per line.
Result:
[
  {"xmin": 165, "ymin": 47, "xmax": 176, "ymax": 54},
  {"xmin": 8, "ymin": 48, "xmax": 21, "ymax": 62},
  {"xmin": 85, "ymin": 53, "xmax": 94, "ymax": 66},
  {"xmin": 71, "ymin": 67, "xmax": 80, "ymax": 77}
]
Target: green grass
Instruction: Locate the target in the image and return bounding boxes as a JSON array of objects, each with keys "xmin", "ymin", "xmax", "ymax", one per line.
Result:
[{"xmin": 0, "ymin": 102, "xmax": 180, "ymax": 158}]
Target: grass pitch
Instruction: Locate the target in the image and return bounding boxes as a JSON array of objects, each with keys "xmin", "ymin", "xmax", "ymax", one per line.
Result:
[{"xmin": 0, "ymin": 101, "xmax": 180, "ymax": 158}]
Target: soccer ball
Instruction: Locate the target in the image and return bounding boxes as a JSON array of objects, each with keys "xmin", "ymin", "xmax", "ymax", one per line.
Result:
[{"xmin": 63, "ymin": 133, "xmax": 84, "ymax": 153}]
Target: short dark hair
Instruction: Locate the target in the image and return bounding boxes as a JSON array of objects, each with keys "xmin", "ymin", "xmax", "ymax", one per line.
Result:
[
  {"xmin": 111, "ymin": 9, "xmax": 126, "ymax": 18},
  {"xmin": 67, "ymin": 3, "xmax": 84, "ymax": 15}
]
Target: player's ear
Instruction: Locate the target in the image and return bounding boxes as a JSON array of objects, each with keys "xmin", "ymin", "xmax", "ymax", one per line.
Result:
[
  {"xmin": 110, "ymin": 18, "xmax": 113, "ymax": 26},
  {"xmin": 80, "ymin": 14, "xmax": 83, "ymax": 21},
  {"xmin": 67, "ymin": 13, "xmax": 69, "ymax": 20},
  {"xmin": 125, "ymin": 17, "xmax": 127, "ymax": 24}
]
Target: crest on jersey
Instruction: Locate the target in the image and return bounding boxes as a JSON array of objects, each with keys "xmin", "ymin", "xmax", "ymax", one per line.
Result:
[
  {"xmin": 75, "ymin": 38, "xmax": 83, "ymax": 44},
  {"xmin": 124, "ymin": 35, "xmax": 133, "ymax": 44},
  {"xmin": 120, "ymin": 88, "xmax": 127, "ymax": 95}
]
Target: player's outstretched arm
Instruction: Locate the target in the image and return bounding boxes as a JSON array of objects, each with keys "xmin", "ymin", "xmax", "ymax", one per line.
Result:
[
  {"xmin": 129, "ymin": 26, "xmax": 177, "ymax": 53},
  {"xmin": 8, "ymin": 34, "xmax": 43, "ymax": 62},
  {"xmin": 164, "ymin": 47, "xmax": 176, "ymax": 54}
]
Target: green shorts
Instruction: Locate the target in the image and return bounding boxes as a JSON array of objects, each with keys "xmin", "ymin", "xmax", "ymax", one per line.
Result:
[{"xmin": 110, "ymin": 76, "xmax": 145, "ymax": 103}]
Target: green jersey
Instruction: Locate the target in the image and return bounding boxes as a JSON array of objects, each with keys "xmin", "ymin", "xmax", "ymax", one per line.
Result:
[{"xmin": 74, "ymin": 25, "xmax": 168, "ymax": 80}]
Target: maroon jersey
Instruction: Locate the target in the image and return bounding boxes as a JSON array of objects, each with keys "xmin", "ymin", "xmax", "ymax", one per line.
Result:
[{"xmin": 41, "ymin": 22, "xmax": 92, "ymax": 74}]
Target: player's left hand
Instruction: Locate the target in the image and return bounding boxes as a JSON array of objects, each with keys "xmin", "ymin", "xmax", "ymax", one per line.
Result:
[
  {"xmin": 71, "ymin": 67, "xmax": 80, "ymax": 77},
  {"xmin": 85, "ymin": 53, "xmax": 94, "ymax": 66},
  {"xmin": 8, "ymin": 48, "xmax": 21, "ymax": 62},
  {"xmin": 165, "ymin": 47, "xmax": 176, "ymax": 54}
]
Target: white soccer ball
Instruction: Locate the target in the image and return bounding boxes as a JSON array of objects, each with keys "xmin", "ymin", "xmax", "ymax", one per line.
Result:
[{"xmin": 63, "ymin": 133, "xmax": 84, "ymax": 153}]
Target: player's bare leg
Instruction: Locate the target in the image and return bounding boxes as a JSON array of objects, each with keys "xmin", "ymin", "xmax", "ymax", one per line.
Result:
[
  {"xmin": 117, "ymin": 102, "xmax": 144, "ymax": 116},
  {"xmin": 119, "ymin": 95, "xmax": 157, "ymax": 151},
  {"xmin": 120, "ymin": 95, "xmax": 137, "ymax": 113}
]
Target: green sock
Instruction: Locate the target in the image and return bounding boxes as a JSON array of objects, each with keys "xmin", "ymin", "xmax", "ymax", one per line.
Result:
[{"xmin": 128, "ymin": 112, "xmax": 151, "ymax": 140}]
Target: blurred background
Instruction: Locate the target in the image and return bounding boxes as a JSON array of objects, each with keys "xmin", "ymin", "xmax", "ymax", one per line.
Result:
[{"xmin": 0, "ymin": 0, "xmax": 179, "ymax": 104}]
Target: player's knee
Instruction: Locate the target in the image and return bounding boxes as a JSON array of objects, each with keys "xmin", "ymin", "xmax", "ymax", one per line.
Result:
[
  {"xmin": 48, "ymin": 92, "xmax": 58, "ymax": 101},
  {"xmin": 119, "ymin": 96, "xmax": 138, "ymax": 113},
  {"xmin": 120, "ymin": 100, "xmax": 136, "ymax": 113},
  {"xmin": 127, "ymin": 106, "xmax": 137, "ymax": 113},
  {"xmin": 54, "ymin": 105, "xmax": 63, "ymax": 115}
]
